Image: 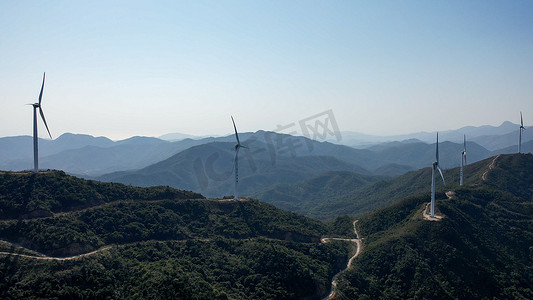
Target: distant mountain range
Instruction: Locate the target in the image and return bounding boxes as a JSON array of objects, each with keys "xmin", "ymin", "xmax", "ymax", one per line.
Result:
[
  {"xmin": 96, "ymin": 136, "xmax": 373, "ymax": 197},
  {"xmin": 93, "ymin": 129, "xmax": 527, "ymax": 198},
  {"xmin": 158, "ymin": 132, "xmax": 216, "ymax": 141},
  {"xmin": 0, "ymin": 122, "xmax": 530, "ymax": 195},
  {"xmin": 0, "ymin": 133, "xmax": 210, "ymax": 175},
  {"xmin": 473, "ymin": 127, "xmax": 533, "ymax": 151},
  {"xmin": 157, "ymin": 121, "xmax": 529, "ymax": 147},
  {"xmin": 331, "ymin": 121, "xmax": 528, "ymax": 148}
]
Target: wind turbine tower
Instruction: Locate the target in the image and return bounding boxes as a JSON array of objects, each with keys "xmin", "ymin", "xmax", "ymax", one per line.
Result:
[
  {"xmin": 431, "ymin": 132, "xmax": 446, "ymax": 218},
  {"xmin": 519, "ymin": 112, "xmax": 525, "ymax": 153},
  {"xmin": 231, "ymin": 116, "xmax": 246, "ymax": 200},
  {"xmin": 460, "ymin": 134, "xmax": 467, "ymax": 186},
  {"xmin": 28, "ymin": 72, "xmax": 52, "ymax": 173}
]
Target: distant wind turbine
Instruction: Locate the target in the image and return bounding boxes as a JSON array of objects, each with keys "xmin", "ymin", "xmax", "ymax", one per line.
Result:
[
  {"xmin": 519, "ymin": 112, "xmax": 525, "ymax": 153},
  {"xmin": 430, "ymin": 132, "xmax": 445, "ymax": 218},
  {"xmin": 231, "ymin": 116, "xmax": 247, "ymax": 200},
  {"xmin": 460, "ymin": 134, "xmax": 467, "ymax": 186},
  {"xmin": 27, "ymin": 72, "xmax": 52, "ymax": 173}
]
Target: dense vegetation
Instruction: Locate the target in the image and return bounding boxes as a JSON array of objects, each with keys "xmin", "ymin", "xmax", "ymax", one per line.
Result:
[
  {"xmin": 1, "ymin": 238, "xmax": 349, "ymax": 299},
  {"xmin": 0, "ymin": 171, "xmax": 352, "ymax": 299},
  {"xmin": 0, "ymin": 170, "xmax": 203, "ymax": 219},
  {"xmin": 335, "ymin": 154, "xmax": 533, "ymax": 299},
  {"xmin": 0, "ymin": 198, "xmax": 331, "ymax": 257},
  {"xmin": 0, "ymin": 171, "xmax": 204, "ymax": 219},
  {"xmin": 254, "ymin": 171, "xmax": 385, "ymax": 219}
]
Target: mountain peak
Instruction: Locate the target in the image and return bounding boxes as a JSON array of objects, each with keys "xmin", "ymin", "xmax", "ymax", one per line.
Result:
[{"xmin": 115, "ymin": 136, "xmax": 167, "ymax": 145}]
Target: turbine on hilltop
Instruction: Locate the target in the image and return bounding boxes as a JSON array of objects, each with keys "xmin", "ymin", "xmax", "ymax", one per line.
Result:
[
  {"xmin": 231, "ymin": 116, "xmax": 247, "ymax": 200},
  {"xmin": 27, "ymin": 72, "xmax": 52, "ymax": 173},
  {"xmin": 460, "ymin": 134, "xmax": 467, "ymax": 186},
  {"xmin": 430, "ymin": 132, "xmax": 445, "ymax": 218},
  {"xmin": 518, "ymin": 112, "xmax": 525, "ymax": 153}
]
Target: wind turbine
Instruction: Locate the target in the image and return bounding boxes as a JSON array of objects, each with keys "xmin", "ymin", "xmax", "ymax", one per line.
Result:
[
  {"xmin": 460, "ymin": 134, "xmax": 467, "ymax": 186},
  {"xmin": 430, "ymin": 132, "xmax": 445, "ymax": 218},
  {"xmin": 231, "ymin": 116, "xmax": 247, "ymax": 200},
  {"xmin": 519, "ymin": 112, "xmax": 525, "ymax": 153},
  {"xmin": 28, "ymin": 72, "xmax": 52, "ymax": 173}
]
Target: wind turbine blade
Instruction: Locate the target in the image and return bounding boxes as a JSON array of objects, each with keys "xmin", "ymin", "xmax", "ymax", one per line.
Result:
[
  {"xmin": 437, "ymin": 166, "xmax": 445, "ymax": 185},
  {"xmin": 38, "ymin": 72, "xmax": 45, "ymax": 106},
  {"xmin": 39, "ymin": 108, "xmax": 52, "ymax": 139},
  {"xmin": 463, "ymin": 134, "xmax": 466, "ymax": 150},
  {"xmin": 231, "ymin": 116, "xmax": 240, "ymax": 145},
  {"xmin": 521, "ymin": 111, "xmax": 523, "ymax": 127},
  {"xmin": 464, "ymin": 154, "xmax": 467, "ymax": 165}
]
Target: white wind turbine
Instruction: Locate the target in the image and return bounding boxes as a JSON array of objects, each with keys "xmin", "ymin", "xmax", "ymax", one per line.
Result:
[
  {"xmin": 430, "ymin": 132, "xmax": 445, "ymax": 218},
  {"xmin": 519, "ymin": 112, "xmax": 525, "ymax": 153},
  {"xmin": 231, "ymin": 116, "xmax": 247, "ymax": 200},
  {"xmin": 28, "ymin": 72, "xmax": 52, "ymax": 173},
  {"xmin": 460, "ymin": 134, "xmax": 467, "ymax": 186}
]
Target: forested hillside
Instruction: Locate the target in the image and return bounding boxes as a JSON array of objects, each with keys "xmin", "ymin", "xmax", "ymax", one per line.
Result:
[
  {"xmin": 0, "ymin": 170, "xmax": 203, "ymax": 219},
  {"xmin": 334, "ymin": 154, "xmax": 533, "ymax": 299},
  {"xmin": 0, "ymin": 171, "xmax": 352, "ymax": 299}
]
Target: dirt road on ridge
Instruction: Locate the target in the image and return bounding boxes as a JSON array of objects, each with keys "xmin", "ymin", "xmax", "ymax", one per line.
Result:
[
  {"xmin": 482, "ymin": 155, "xmax": 500, "ymax": 181},
  {"xmin": 322, "ymin": 220, "xmax": 362, "ymax": 300}
]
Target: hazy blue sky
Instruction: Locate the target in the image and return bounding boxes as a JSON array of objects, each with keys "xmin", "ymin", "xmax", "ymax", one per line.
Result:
[{"xmin": 1, "ymin": 0, "xmax": 532, "ymax": 140}]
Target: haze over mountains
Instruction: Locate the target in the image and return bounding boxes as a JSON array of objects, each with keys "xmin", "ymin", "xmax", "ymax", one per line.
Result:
[
  {"xmin": 96, "ymin": 133, "xmax": 496, "ymax": 199},
  {"xmin": 0, "ymin": 133, "xmax": 208, "ymax": 175},
  {"xmin": 0, "ymin": 122, "xmax": 530, "ymax": 200},
  {"xmin": 327, "ymin": 121, "xmax": 526, "ymax": 148}
]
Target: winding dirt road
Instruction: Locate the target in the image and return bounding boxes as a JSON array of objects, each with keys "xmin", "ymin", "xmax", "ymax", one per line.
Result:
[
  {"xmin": 482, "ymin": 155, "xmax": 500, "ymax": 181},
  {"xmin": 0, "ymin": 239, "xmax": 112, "ymax": 261},
  {"xmin": 321, "ymin": 220, "xmax": 362, "ymax": 300},
  {"xmin": 1, "ymin": 215, "xmax": 362, "ymax": 298},
  {"xmin": 0, "ymin": 247, "xmax": 111, "ymax": 261}
]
